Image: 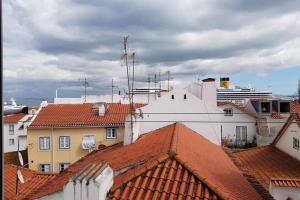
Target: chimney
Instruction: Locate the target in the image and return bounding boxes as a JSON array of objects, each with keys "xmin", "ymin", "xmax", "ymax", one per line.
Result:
[
  {"xmin": 98, "ymin": 104, "xmax": 106, "ymax": 116},
  {"xmin": 41, "ymin": 101, "xmax": 48, "ymax": 108},
  {"xmin": 64, "ymin": 163, "xmax": 113, "ymax": 200},
  {"xmin": 124, "ymin": 114, "xmax": 140, "ymax": 145},
  {"xmin": 202, "ymin": 78, "xmax": 217, "ymax": 107}
]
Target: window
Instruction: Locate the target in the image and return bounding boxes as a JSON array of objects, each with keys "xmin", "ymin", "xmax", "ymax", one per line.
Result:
[
  {"xmin": 261, "ymin": 102, "xmax": 271, "ymax": 114},
  {"xmin": 279, "ymin": 102, "xmax": 290, "ymax": 113},
  {"xmin": 293, "ymin": 138, "xmax": 299, "ymax": 150},
  {"xmin": 39, "ymin": 137, "xmax": 50, "ymax": 150},
  {"xmin": 9, "ymin": 124, "xmax": 14, "ymax": 135},
  {"xmin": 106, "ymin": 128, "xmax": 117, "ymax": 139},
  {"xmin": 236, "ymin": 126, "xmax": 247, "ymax": 141},
  {"xmin": 59, "ymin": 163, "xmax": 70, "ymax": 172},
  {"xmin": 39, "ymin": 164, "xmax": 51, "ymax": 172},
  {"xmin": 171, "ymin": 94, "xmax": 174, "ymax": 100},
  {"xmin": 82, "ymin": 135, "xmax": 96, "ymax": 150},
  {"xmin": 223, "ymin": 108, "xmax": 233, "ymax": 116},
  {"xmin": 9, "ymin": 139, "xmax": 15, "ymax": 145},
  {"xmin": 184, "ymin": 94, "xmax": 187, "ymax": 100},
  {"xmin": 59, "ymin": 136, "xmax": 70, "ymax": 149}
]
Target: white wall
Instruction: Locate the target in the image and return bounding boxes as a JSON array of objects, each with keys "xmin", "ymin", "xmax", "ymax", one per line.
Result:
[
  {"xmin": 218, "ymin": 104, "xmax": 257, "ymax": 146},
  {"xmin": 275, "ymin": 122, "xmax": 300, "ymax": 161},
  {"xmin": 135, "ymin": 87, "xmax": 222, "ymax": 145},
  {"xmin": 3, "ymin": 115, "xmax": 31, "ymax": 153},
  {"xmin": 270, "ymin": 186, "xmax": 300, "ymax": 200}
]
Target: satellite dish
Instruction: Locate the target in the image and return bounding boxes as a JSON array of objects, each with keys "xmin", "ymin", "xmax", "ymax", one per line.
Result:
[
  {"xmin": 18, "ymin": 152, "xmax": 24, "ymax": 166},
  {"xmin": 17, "ymin": 170, "xmax": 24, "ymax": 183}
]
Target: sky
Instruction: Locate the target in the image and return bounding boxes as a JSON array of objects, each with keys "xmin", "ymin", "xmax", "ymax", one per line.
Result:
[{"xmin": 3, "ymin": 0, "xmax": 300, "ymax": 106}]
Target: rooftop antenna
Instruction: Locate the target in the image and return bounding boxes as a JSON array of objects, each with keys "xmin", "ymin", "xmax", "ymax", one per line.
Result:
[
  {"xmin": 121, "ymin": 36, "xmax": 134, "ymax": 143},
  {"xmin": 298, "ymin": 78, "xmax": 300, "ymax": 104},
  {"xmin": 159, "ymin": 72, "xmax": 161, "ymax": 97},
  {"xmin": 167, "ymin": 71, "xmax": 170, "ymax": 92},
  {"xmin": 111, "ymin": 79, "xmax": 116, "ymax": 103},
  {"xmin": 154, "ymin": 73, "xmax": 157, "ymax": 100},
  {"xmin": 79, "ymin": 77, "xmax": 89, "ymax": 102},
  {"xmin": 147, "ymin": 75, "xmax": 151, "ymax": 104}
]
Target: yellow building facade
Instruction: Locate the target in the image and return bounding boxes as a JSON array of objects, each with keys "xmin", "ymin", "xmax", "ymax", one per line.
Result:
[{"xmin": 27, "ymin": 126, "xmax": 124, "ymax": 173}]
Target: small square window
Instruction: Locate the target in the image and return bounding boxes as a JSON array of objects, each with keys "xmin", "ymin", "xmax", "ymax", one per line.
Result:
[
  {"xmin": 224, "ymin": 108, "xmax": 233, "ymax": 116},
  {"xmin": 184, "ymin": 94, "xmax": 187, "ymax": 100},
  {"xmin": 39, "ymin": 164, "xmax": 51, "ymax": 172},
  {"xmin": 293, "ymin": 138, "xmax": 299, "ymax": 150},
  {"xmin": 59, "ymin": 163, "xmax": 70, "ymax": 172},
  {"xmin": 9, "ymin": 139, "xmax": 15, "ymax": 145},
  {"xmin": 59, "ymin": 136, "xmax": 70, "ymax": 149},
  {"xmin": 171, "ymin": 94, "xmax": 174, "ymax": 100},
  {"xmin": 106, "ymin": 128, "xmax": 117, "ymax": 139},
  {"xmin": 9, "ymin": 124, "xmax": 14, "ymax": 135},
  {"xmin": 39, "ymin": 137, "xmax": 50, "ymax": 150}
]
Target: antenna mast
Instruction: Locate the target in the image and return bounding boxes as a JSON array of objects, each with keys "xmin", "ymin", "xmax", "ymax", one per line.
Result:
[
  {"xmin": 298, "ymin": 78, "xmax": 300, "ymax": 104},
  {"xmin": 167, "ymin": 71, "xmax": 170, "ymax": 92},
  {"xmin": 147, "ymin": 75, "xmax": 150, "ymax": 104},
  {"xmin": 111, "ymin": 79, "xmax": 114, "ymax": 103}
]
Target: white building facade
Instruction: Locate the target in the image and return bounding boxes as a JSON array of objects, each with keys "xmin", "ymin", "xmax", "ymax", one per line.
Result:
[{"xmin": 3, "ymin": 114, "xmax": 32, "ymax": 153}]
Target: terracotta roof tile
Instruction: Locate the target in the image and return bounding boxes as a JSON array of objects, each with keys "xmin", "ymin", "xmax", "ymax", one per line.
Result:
[
  {"xmin": 4, "ymin": 164, "xmax": 56, "ymax": 200},
  {"xmin": 29, "ymin": 103, "xmax": 145, "ymax": 128},
  {"xmin": 291, "ymin": 101, "xmax": 300, "ymax": 113},
  {"xmin": 4, "ymin": 113, "xmax": 26, "ymax": 123},
  {"xmin": 29, "ymin": 123, "xmax": 264, "ymax": 200},
  {"xmin": 271, "ymin": 178, "xmax": 300, "ymax": 188},
  {"xmin": 234, "ymin": 146, "xmax": 300, "ymax": 191}
]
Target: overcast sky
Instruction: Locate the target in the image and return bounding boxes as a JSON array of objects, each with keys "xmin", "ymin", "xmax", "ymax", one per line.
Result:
[{"xmin": 3, "ymin": 0, "xmax": 300, "ymax": 105}]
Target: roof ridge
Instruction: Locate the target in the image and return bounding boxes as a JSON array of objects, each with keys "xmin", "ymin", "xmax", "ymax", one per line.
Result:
[
  {"xmin": 169, "ymin": 122, "xmax": 179, "ymax": 157},
  {"xmin": 223, "ymin": 147, "xmax": 274, "ymax": 200}
]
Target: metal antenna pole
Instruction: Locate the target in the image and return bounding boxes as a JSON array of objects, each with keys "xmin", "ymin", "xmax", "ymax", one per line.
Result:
[
  {"xmin": 159, "ymin": 72, "xmax": 161, "ymax": 97},
  {"xmin": 154, "ymin": 74, "xmax": 157, "ymax": 100},
  {"xmin": 167, "ymin": 71, "xmax": 170, "ymax": 92},
  {"xmin": 147, "ymin": 75, "xmax": 150, "ymax": 104},
  {"xmin": 112, "ymin": 79, "xmax": 114, "ymax": 103},
  {"xmin": 131, "ymin": 53, "xmax": 135, "ymax": 105},
  {"xmin": 84, "ymin": 77, "xmax": 87, "ymax": 102}
]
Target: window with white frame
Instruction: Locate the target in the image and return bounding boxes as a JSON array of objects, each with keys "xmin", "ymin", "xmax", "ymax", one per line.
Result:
[
  {"xmin": 39, "ymin": 137, "xmax": 50, "ymax": 150},
  {"xmin": 293, "ymin": 138, "xmax": 299, "ymax": 150},
  {"xmin": 9, "ymin": 138, "xmax": 15, "ymax": 145},
  {"xmin": 59, "ymin": 136, "xmax": 70, "ymax": 149},
  {"xmin": 59, "ymin": 163, "xmax": 70, "ymax": 172},
  {"xmin": 106, "ymin": 128, "xmax": 117, "ymax": 139},
  {"xmin": 9, "ymin": 124, "xmax": 14, "ymax": 135},
  {"xmin": 224, "ymin": 108, "xmax": 233, "ymax": 116},
  {"xmin": 39, "ymin": 164, "xmax": 51, "ymax": 172}
]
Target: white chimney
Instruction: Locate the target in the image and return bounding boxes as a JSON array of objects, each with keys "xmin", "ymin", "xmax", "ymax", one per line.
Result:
[
  {"xmin": 201, "ymin": 78, "xmax": 217, "ymax": 107},
  {"xmin": 98, "ymin": 104, "xmax": 106, "ymax": 116},
  {"xmin": 124, "ymin": 114, "xmax": 140, "ymax": 145},
  {"xmin": 63, "ymin": 163, "xmax": 113, "ymax": 200}
]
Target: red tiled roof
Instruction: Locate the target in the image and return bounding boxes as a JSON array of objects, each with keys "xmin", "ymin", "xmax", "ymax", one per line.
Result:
[
  {"xmin": 4, "ymin": 164, "xmax": 56, "ymax": 200},
  {"xmin": 29, "ymin": 123, "xmax": 264, "ymax": 200},
  {"xmin": 108, "ymin": 158, "xmax": 220, "ymax": 200},
  {"xmin": 4, "ymin": 113, "xmax": 26, "ymax": 123},
  {"xmin": 291, "ymin": 101, "xmax": 300, "ymax": 113},
  {"xmin": 234, "ymin": 146, "xmax": 300, "ymax": 190},
  {"xmin": 272, "ymin": 113, "xmax": 300, "ymax": 145},
  {"xmin": 271, "ymin": 178, "xmax": 300, "ymax": 188},
  {"xmin": 217, "ymin": 101, "xmax": 257, "ymax": 118},
  {"xmin": 29, "ymin": 103, "xmax": 145, "ymax": 128}
]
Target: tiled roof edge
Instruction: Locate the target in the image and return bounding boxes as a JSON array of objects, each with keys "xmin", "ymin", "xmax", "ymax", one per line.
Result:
[{"xmin": 223, "ymin": 147, "xmax": 274, "ymax": 200}]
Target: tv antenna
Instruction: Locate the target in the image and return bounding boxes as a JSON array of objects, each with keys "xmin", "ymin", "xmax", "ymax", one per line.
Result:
[{"xmin": 79, "ymin": 77, "xmax": 89, "ymax": 102}]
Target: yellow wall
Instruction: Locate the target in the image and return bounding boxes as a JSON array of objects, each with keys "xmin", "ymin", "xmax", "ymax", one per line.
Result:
[{"xmin": 27, "ymin": 126, "xmax": 124, "ymax": 173}]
